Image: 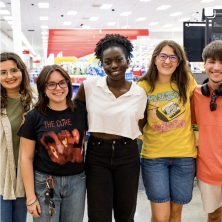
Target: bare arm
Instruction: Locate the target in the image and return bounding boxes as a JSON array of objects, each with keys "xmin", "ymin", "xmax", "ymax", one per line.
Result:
[
  {"xmin": 73, "ymin": 83, "xmax": 86, "ymax": 103},
  {"xmin": 21, "ymin": 137, "xmax": 41, "ymax": 218},
  {"xmin": 138, "ymin": 108, "xmax": 147, "ymax": 134}
]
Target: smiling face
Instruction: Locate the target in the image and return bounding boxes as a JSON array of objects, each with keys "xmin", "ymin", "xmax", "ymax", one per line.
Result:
[
  {"xmin": 0, "ymin": 60, "xmax": 22, "ymax": 93},
  {"xmin": 204, "ymin": 58, "xmax": 222, "ymax": 89},
  {"xmin": 45, "ymin": 71, "xmax": 69, "ymax": 108},
  {"xmin": 102, "ymin": 46, "xmax": 129, "ymax": 81},
  {"xmin": 154, "ymin": 45, "xmax": 179, "ymax": 83}
]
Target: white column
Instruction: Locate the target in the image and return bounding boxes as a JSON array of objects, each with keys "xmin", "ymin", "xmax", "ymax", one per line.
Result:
[{"xmin": 11, "ymin": 0, "xmax": 22, "ymax": 57}]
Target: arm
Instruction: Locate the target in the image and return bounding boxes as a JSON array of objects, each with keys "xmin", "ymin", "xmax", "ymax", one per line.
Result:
[
  {"xmin": 21, "ymin": 137, "xmax": 41, "ymax": 218},
  {"xmin": 73, "ymin": 83, "xmax": 86, "ymax": 103},
  {"xmin": 138, "ymin": 108, "xmax": 147, "ymax": 134}
]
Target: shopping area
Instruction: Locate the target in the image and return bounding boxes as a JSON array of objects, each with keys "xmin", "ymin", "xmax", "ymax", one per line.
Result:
[{"xmin": 1, "ymin": 0, "xmax": 222, "ymax": 221}]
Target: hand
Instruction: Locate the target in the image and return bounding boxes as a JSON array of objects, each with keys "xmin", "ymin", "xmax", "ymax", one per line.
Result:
[
  {"xmin": 27, "ymin": 199, "xmax": 41, "ymax": 218},
  {"xmin": 20, "ymin": 112, "xmax": 27, "ymax": 126}
]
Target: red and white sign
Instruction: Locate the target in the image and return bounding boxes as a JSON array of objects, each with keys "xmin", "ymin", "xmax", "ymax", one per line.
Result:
[
  {"xmin": 33, "ymin": 60, "xmax": 40, "ymax": 63},
  {"xmin": 23, "ymin": 50, "xmax": 29, "ymax": 54}
]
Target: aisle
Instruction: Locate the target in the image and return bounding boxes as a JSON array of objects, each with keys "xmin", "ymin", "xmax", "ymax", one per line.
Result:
[{"xmin": 27, "ymin": 179, "xmax": 207, "ymax": 222}]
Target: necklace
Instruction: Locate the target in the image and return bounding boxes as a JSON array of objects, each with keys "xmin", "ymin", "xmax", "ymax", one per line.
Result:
[{"xmin": 48, "ymin": 105, "xmax": 68, "ymax": 122}]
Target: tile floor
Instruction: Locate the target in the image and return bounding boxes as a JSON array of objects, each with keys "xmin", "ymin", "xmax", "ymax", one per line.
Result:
[{"xmin": 27, "ymin": 178, "xmax": 208, "ymax": 222}]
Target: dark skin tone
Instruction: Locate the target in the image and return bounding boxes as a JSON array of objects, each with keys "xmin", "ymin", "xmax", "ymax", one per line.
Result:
[{"xmin": 74, "ymin": 46, "xmax": 136, "ymax": 140}]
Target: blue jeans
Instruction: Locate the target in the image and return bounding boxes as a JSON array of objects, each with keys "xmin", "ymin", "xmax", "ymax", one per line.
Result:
[
  {"xmin": 141, "ymin": 157, "xmax": 196, "ymax": 204},
  {"xmin": 0, "ymin": 195, "xmax": 27, "ymax": 222},
  {"xmin": 33, "ymin": 170, "xmax": 86, "ymax": 222}
]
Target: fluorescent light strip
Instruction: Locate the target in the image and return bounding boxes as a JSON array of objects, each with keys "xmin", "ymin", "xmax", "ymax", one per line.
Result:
[
  {"xmin": 170, "ymin": 12, "xmax": 182, "ymax": 16},
  {"xmin": 90, "ymin": 17, "xmax": 99, "ymax": 21},
  {"xmin": 120, "ymin": 12, "xmax": 132, "ymax": 16},
  {"xmin": 100, "ymin": 4, "xmax": 112, "ymax": 9},
  {"xmin": 0, "ymin": 2, "xmax": 6, "ymax": 7},
  {"xmin": 157, "ymin": 5, "xmax": 171, "ymax": 10},
  {"xmin": 0, "ymin": 10, "xmax": 10, "ymax": 14},
  {"xmin": 41, "ymin": 31, "xmax": 48, "ymax": 35},
  {"xmin": 7, "ymin": 21, "xmax": 12, "ymax": 25},
  {"xmin": 3, "ymin": 16, "xmax": 12, "ymax": 20},
  {"xmin": 201, "ymin": 0, "xmax": 214, "ymax": 2},
  {"xmin": 38, "ymin": 3, "xmax": 49, "ymax": 8},
  {"xmin": 67, "ymin": 11, "xmax": 77, "ymax": 15},
  {"xmin": 21, "ymin": 35, "xmax": 37, "ymax": 56},
  {"xmin": 136, "ymin": 17, "xmax": 147, "ymax": 21}
]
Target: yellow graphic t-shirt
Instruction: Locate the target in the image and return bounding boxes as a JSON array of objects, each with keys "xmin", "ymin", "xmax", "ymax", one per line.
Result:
[{"xmin": 138, "ymin": 77, "xmax": 197, "ymax": 159}]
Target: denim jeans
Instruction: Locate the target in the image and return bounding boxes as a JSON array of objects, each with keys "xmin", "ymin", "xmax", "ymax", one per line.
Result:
[
  {"xmin": 0, "ymin": 195, "xmax": 27, "ymax": 222},
  {"xmin": 33, "ymin": 170, "xmax": 86, "ymax": 222},
  {"xmin": 85, "ymin": 136, "xmax": 140, "ymax": 222}
]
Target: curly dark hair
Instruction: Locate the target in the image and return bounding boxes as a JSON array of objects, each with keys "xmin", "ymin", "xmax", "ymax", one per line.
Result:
[
  {"xmin": 34, "ymin": 65, "xmax": 75, "ymax": 116},
  {"xmin": 139, "ymin": 40, "xmax": 192, "ymax": 105},
  {"xmin": 94, "ymin": 34, "xmax": 134, "ymax": 64},
  {"xmin": 1, "ymin": 52, "xmax": 33, "ymax": 116}
]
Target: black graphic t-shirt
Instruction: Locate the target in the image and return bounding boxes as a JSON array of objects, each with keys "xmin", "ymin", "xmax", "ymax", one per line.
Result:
[{"xmin": 18, "ymin": 101, "xmax": 87, "ymax": 176}]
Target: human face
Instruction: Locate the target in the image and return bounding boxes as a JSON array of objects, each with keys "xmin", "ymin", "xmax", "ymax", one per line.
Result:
[
  {"xmin": 102, "ymin": 46, "xmax": 129, "ymax": 80},
  {"xmin": 204, "ymin": 58, "xmax": 222, "ymax": 89},
  {"xmin": 0, "ymin": 60, "xmax": 22, "ymax": 92},
  {"xmin": 45, "ymin": 71, "xmax": 69, "ymax": 107},
  {"xmin": 155, "ymin": 45, "xmax": 179, "ymax": 83}
]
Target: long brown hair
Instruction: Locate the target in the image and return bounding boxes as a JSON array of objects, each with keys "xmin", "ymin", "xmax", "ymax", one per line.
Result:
[
  {"xmin": 0, "ymin": 52, "xmax": 33, "ymax": 116},
  {"xmin": 35, "ymin": 65, "xmax": 75, "ymax": 115},
  {"xmin": 139, "ymin": 40, "xmax": 192, "ymax": 104}
]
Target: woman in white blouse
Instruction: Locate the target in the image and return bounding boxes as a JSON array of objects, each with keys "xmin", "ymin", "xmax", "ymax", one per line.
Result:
[{"xmin": 74, "ymin": 34, "xmax": 147, "ymax": 222}]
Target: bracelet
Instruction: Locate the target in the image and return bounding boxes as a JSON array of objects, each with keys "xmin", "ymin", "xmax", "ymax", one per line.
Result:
[
  {"xmin": 26, "ymin": 198, "xmax": 38, "ymax": 207},
  {"xmin": 26, "ymin": 196, "xmax": 36, "ymax": 205}
]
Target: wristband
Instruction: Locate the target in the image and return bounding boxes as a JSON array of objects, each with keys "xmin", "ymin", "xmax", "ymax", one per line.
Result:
[
  {"xmin": 26, "ymin": 198, "xmax": 38, "ymax": 207},
  {"xmin": 26, "ymin": 196, "xmax": 36, "ymax": 205}
]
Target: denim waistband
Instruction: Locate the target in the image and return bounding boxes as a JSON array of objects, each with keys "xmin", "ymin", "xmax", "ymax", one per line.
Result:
[{"xmin": 88, "ymin": 135, "xmax": 134, "ymax": 145}]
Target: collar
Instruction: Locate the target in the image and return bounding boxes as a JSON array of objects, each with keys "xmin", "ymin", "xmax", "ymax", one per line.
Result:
[{"xmin": 96, "ymin": 76, "xmax": 142, "ymax": 96}]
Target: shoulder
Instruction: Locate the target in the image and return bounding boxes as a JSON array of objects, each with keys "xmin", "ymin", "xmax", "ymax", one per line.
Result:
[
  {"xmin": 83, "ymin": 76, "xmax": 100, "ymax": 86},
  {"xmin": 73, "ymin": 101, "xmax": 86, "ymax": 110},
  {"xmin": 137, "ymin": 80, "xmax": 150, "ymax": 92}
]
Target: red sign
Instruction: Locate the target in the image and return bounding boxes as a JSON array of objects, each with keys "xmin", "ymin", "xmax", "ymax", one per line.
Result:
[
  {"xmin": 23, "ymin": 50, "xmax": 29, "ymax": 54},
  {"xmin": 33, "ymin": 60, "xmax": 40, "ymax": 63}
]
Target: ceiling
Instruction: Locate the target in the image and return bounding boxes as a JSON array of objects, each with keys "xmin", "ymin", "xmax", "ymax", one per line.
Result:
[{"xmin": 1, "ymin": 0, "xmax": 222, "ymax": 59}]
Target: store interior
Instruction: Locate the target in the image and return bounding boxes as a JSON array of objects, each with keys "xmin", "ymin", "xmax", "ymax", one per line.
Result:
[{"xmin": 1, "ymin": 0, "xmax": 222, "ymax": 221}]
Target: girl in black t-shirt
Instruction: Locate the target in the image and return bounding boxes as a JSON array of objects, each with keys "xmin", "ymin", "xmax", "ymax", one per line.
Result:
[{"xmin": 18, "ymin": 65, "xmax": 87, "ymax": 222}]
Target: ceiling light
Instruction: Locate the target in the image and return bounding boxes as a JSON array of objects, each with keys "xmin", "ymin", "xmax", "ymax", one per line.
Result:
[
  {"xmin": 21, "ymin": 35, "xmax": 36, "ymax": 56},
  {"xmin": 163, "ymin": 24, "xmax": 173, "ymax": 27},
  {"xmin": 107, "ymin": 22, "xmax": 116, "ymax": 25},
  {"xmin": 0, "ymin": 10, "xmax": 10, "ymax": 14},
  {"xmin": 41, "ymin": 31, "xmax": 48, "ymax": 35},
  {"xmin": 157, "ymin": 5, "xmax": 171, "ymax": 10},
  {"xmin": 90, "ymin": 17, "xmax": 99, "ymax": 21},
  {"xmin": 100, "ymin": 4, "xmax": 112, "ymax": 9},
  {"xmin": 179, "ymin": 17, "xmax": 190, "ymax": 21},
  {"xmin": 170, "ymin": 12, "xmax": 182, "ymax": 16},
  {"xmin": 40, "ymin": 17, "xmax": 48, "ymax": 20},
  {"xmin": 201, "ymin": 0, "xmax": 214, "ymax": 2},
  {"xmin": 136, "ymin": 17, "xmax": 147, "ymax": 21},
  {"xmin": 7, "ymin": 21, "xmax": 12, "ymax": 25},
  {"xmin": 3, "ymin": 16, "xmax": 12, "ymax": 20},
  {"xmin": 120, "ymin": 12, "xmax": 132, "ymax": 16},
  {"xmin": 41, "ymin": 25, "xmax": 48, "ymax": 29},
  {"xmin": 149, "ymin": 22, "xmax": 158, "ymax": 25},
  {"xmin": 63, "ymin": 21, "xmax": 71, "ymax": 25},
  {"xmin": 67, "ymin": 11, "xmax": 77, "ymax": 15},
  {"xmin": 38, "ymin": 3, "xmax": 49, "ymax": 8},
  {"xmin": 82, "ymin": 26, "xmax": 90, "ymax": 29},
  {"xmin": 0, "ymin": 2, "xmax": 6, "ymax": 7}
]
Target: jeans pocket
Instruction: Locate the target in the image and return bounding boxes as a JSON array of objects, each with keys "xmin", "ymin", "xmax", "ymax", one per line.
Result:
[
  {"xmin": 77, "ymin": 171, "xmax": 86, "ymax": 180},
  {"xmin": 34, "ymin": 171, "xmax": 48, "ymax": 185}
]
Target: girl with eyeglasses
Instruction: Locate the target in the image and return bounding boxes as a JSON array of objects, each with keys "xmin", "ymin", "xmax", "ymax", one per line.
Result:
[
  {"xmin": 0, "ymin": 52, "xmax": 37, "ymax": 222},
  {"xmin": 18, "ymin": 65, "xmax": 87, "ymax": 222},
  {"xmin": 138, "ymin": 40, "xmax": 197, "ymax": 222}
]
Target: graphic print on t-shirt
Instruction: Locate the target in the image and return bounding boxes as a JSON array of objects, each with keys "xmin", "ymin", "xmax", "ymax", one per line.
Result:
[
  {"xmin": 147, "ymin": 90, "xmax": 187, "ymax": 132},
  {"xmin": 40, "ymin": 119, "xmax": 85, "ymax": 165}
]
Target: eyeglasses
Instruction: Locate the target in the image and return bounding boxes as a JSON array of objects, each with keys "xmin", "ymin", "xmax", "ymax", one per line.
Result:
[
  {"xmin": 210, "ymin": 90, "xmax": 218, "ymax": 111},
  {"xmin": 46, "ymin": 79, "xmax": 69, "ymax": 90},
  {"xmin": 0, "ymin": 68, "xmax": 21, "ymax": 78},
  {"xmin": 158, "ymin": 53, "xmax": 178, "ymax": 63}
]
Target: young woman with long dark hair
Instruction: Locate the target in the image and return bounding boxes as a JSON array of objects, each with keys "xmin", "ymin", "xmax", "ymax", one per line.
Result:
[{"xmin": 18, "ymin": 65, "xmax": 87, "ymax": 222}]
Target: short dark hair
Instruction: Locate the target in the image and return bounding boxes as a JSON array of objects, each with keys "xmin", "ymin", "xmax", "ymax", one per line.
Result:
[
  {"xmin": 202, "ymin": 40, "xmax": 222, "ymax": 62},
  {"xmin": 34, "ymin": 65, "xmax": 75, "ymax": 115},
  {"xmin": 94, "ymin": 34, "xmax": 133, "ymax": 65}
]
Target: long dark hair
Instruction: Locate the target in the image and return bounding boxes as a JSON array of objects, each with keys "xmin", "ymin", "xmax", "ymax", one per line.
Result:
[
  {"xmin": 34, "ymin": 65, "xmax": 75, "ymax": 115},
  {"xmin": 0, "ymin": 52, "xmax": 33, "ymax": 116},
  {"xmin": 139, "ymin": 40, "xmax": 192, "ymax": 104}
]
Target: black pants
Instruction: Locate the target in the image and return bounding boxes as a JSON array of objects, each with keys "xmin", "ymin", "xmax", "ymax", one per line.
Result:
[{"xmin": 85, "ymin": 136, "xmax": 140, "ymax": 222}]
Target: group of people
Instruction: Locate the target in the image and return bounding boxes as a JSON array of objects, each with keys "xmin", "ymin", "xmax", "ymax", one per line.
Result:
[{"xmin": 0, "ymin": 34, "xmax": 221, "ymax": 222}]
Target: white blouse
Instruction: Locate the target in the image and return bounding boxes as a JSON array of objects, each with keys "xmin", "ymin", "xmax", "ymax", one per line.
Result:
[{"xmin": 83, "ymin": 76, "xmax": 147, "ymax": 139}]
